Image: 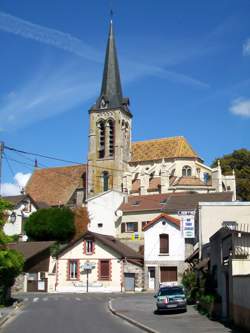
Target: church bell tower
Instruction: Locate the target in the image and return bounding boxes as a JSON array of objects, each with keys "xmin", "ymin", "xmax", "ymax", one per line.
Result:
[{"xmin": 87, "ymin": 20, "xmax": 132, "ymax": 196}]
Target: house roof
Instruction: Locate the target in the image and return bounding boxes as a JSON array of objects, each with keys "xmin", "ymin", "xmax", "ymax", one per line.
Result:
[
  {"xmin": 2, "ymin": 194, "xmax": 48, "ymax": 209},
  {"xmin": 119, "ymin": 191, "xmax": 233, "ymax": 214},
  {"xmin": 25, "ymin": 164, "xmax": 86, "ymax": 207},
  {"xmin": 131, "ymin": 136, "xmax": 199, "ymax": 163},
  {"xmin": 143, "ymin": 213, "xmax": 180, "ymax": 231},
  {"xmin": 60, "ymin": 231, "xmax": 143, "ymax": 263},
  {"xmin": 7, "ymin": 241, "xmax": 55, "ymax": 260}
]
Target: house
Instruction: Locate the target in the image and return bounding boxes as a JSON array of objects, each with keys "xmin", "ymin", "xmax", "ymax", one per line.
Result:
[
  {"xmin": 8, "ymin": 241, "xmax": 56, "ymax": 293},
  {"xmin": 26, "ymin": 165, "xmax": 86, "ymax": 208},
  {"xmin": 210, "ymin": 227, "xmax": 250, "ymax": 331},
  {"xmin": 3, "ymin": 194, "xmax": 42, "ymax": 241},
  {"xmin": 143, "ymin": 213, "xmax": 185, "ymax": 290},
  {"xmin": 197, "ymin": 201, "xmax": 250, "ymax": 258},
  {"xmin": 116, "ymin": 191, "xmax": 233, "ymax": 252},
  {"xmin": 55, "ymin": 231, "xmax": 143, "ymax": 293}
]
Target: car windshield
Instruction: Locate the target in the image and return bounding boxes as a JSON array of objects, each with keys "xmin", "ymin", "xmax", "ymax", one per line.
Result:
[{"xmin": 158, "ymin": 287, "xmax": 184, "ymax": 296}]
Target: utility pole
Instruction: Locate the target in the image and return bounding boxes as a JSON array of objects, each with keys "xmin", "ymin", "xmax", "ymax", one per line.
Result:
[{"xmin": 0, "ymin": 141, "xmax": 4, "ymax": 197}]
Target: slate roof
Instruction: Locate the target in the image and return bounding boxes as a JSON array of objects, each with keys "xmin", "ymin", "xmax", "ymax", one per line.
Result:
[
  {"xmin": 131, "ymin": 136, "xmax": 199, "ymax": 163},
  {"xmin": 25, "ymin": 164, "xmax": 86, "ymax": 207},
  {"xmin": 60, "ymin": 231, "xmax": 143, "ymax": 263},
  {"xmin": 119, "ymin": 192, "xmax": 233, "ymax": 214},
  {"xmin": 143, "ymin": 213, "xmax": 180, "ymax": 231},
  {"xmin": 7, "ymin": 241, "xmax": 55, "ymax": 260}
]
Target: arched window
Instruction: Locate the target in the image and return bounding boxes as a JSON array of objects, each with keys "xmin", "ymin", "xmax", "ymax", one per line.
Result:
[
  {"xmin": 98, "ymin": 121, "xmax": 105, "ymax": 158},
  {"xmin": 159, "ymin": 234, "xmax": 169, "ymax": 254},
  {"xmin": 103, "ymin": 171, "xmax": 109, "ymax": 192},
  {"xmin": 182, "ymin": 165, "xmax": 192, "ymax": 177},
  {"xmin": 107, "ymin": 119, "xmax": 115, "ymax": 157}
]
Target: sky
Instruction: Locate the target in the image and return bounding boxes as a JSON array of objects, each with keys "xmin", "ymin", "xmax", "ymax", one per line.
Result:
[{"xmin": 0, "ymin": 0, "xmax": 250, "ymax": 195}]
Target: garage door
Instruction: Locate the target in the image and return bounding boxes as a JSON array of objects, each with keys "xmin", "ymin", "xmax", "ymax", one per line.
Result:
[
  {"xmin": 160, "ymin": 267, "xmax": 177, "ymax": 282},
  {"xmin": 124, "ymin": 273, "xmax": 135, "ymax": 291}
]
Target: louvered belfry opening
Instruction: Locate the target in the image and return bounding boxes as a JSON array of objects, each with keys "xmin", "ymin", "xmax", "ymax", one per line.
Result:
[
  {"xmin": 159, "ymin": 234, "xmax": 169, "ymax": 254},
  {"xmin": 108, "ymin": 119, "xmax": 115, "ymax": 156},
  {"xmin": 98, "ymin": 121, "xmax": 105, "ymax": 158}
]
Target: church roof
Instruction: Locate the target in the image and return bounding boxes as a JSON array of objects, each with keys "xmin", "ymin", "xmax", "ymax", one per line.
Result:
[
  {"xmin": 131, "ymin": 136, "xmax": 199, "ymax": 162},
  {"xmin": 25, "ymin": 165, "xmax": 86, "ymax": 207}
]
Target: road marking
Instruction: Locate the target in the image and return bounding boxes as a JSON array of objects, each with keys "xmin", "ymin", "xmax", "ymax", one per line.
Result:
[
  {"xmin": 33, "ymin": 297, "xmax": 39, "ymax": 302},
  {"xmin": 24, "ymin": 297, "xmax": 29, "ymax": 302},
  {"xmin": 43, "ymin": 297, "xmax": 48, "ymax": 301},
  {"xmin": 75, "ymin": 297, "xmax": 81, "ymax": 301}
]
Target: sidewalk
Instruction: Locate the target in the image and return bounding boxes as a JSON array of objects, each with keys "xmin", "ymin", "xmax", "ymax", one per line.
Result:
[
  {"xmin": 110, "ymin": 294, "xmax": 242, "ymax": 333},
  {"xmin": 0, "ymin": 301, "xmax": 22, "ymax": 328}
]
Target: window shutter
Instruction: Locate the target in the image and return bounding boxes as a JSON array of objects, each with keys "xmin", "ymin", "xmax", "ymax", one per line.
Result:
[
  {"xmin": 100, "ymin": 260, "xmax": 110, "ymax": 280},
  {"xmin": 160, "ymin": 234, "xmax": 169, "ymax": 253},
  {"xmin": 121, "ymin": 223, "xmax": 125, "ymax": 233},
  {"xmin": 134, "ymin": 222, "xmax": 138, "ymax": 232}
]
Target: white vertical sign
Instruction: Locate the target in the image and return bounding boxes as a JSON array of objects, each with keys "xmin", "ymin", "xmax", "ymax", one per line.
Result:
[{"xmin": 178, "ymin": 211, "xmax": 195, "ymax": 238}]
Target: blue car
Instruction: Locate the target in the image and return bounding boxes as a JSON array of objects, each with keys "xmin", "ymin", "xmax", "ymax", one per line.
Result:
[{"xmin": 154, "ymin": 285, "xmax": 187, "ymax": 313}]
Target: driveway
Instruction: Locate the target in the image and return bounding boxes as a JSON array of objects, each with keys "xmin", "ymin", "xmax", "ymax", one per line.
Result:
[{"xmin": 111, "ymin": 294, "xmax": 243, "ymax": 333}]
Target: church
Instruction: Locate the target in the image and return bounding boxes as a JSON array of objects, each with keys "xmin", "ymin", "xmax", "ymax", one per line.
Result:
[{"xmin": 26, "ymin": 20, "xmax": 236, "ymax": 207}]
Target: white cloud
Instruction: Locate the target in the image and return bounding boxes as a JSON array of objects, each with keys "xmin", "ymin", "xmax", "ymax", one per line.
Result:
[
  {"xmin": 229, "ymin": 98, "xmax": 250, "ymax": 118},
  {"xmin": 243, "ymin": 39, "xmax": 250, "ymax": 56},
  {"xmin": 0, "ymin": 11, "xmax": 101, "ymax": 62},
  {"xmin": 1, "ymin": 172, "xmax": 31, "ymax": 196}
]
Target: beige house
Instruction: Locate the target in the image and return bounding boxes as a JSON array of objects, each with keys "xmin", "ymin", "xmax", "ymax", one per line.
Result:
[
  {"xmin": 197, "ymin": 201, "xmax": 250, "ymax": 258},
  {"xmin": 55, "ymin": 231, "xmax": 143, "ymax": 293}
]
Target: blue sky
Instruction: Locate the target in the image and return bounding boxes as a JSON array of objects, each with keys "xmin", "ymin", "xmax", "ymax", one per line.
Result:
[{"xmin": 0, "ymin": 0, "xmax": 250, "ymax": 194}]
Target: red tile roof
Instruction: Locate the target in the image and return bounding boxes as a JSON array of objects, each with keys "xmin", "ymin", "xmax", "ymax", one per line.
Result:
[
  {"xmin": 119, "ymin": 192, "xmax": 233, "ymax": 214},
  {"xmin": 26, "ymin": 165, "xmax": 86, "ymax": 206},
  {"xmin": 143, "ymin": 213, "xmax": 180, "ymax": 231},
  {"xmin": 174, "ymin": 176, "xmax": 208, "ymax": 187}
]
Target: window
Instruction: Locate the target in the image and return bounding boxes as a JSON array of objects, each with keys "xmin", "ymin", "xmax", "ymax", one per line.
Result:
[
  {"xmin": 68, "ymin": 260, "xmax": 79, "ymax": 280},
  {"xmin": 98, "ymin": 223, "xmax": 103, "ymax": 228},
  {"xmin": 142, "ymin": 221, "xmax": 149, "ymax": 229},
  {"xmin": 121, "ymin": 222, "xmax": 138, "ymax": 233},
  {"xmin": 182, "ymin": 165, "xmax": 192, "ymax": 176},
  {"xmin": 98, "ymin": 121, "xmax": 105, "ymax": 158},
  {"xmin": 86, "ymin": 240, "xmax": 94, "ymax": 254},
  {"xmin": 222, "ymin": 221, "xmax": 238, "ymax": 230},
  {"xmin": 99, "ymin": 260, "xmax": 110, "ymax": 280},
  {"xmin": 108, "ymin": 119, "xmax": 115, "ymax": 157},
  {"xmin": 159, "ymin": 234, "xmax": 169, "ymax": 254},
  {"xmin": 103, "ymin": 171, "xmax": 109, "ymax": 192}
]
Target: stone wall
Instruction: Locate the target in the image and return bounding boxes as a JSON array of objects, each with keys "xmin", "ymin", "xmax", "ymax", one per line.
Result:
[{"xmin": 124, "ymin": 261, "xmax": 144, "ymax": 290}]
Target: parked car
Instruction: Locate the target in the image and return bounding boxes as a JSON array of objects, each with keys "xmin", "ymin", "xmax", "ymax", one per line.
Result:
[{"xmin": 154, "ymin": 285, "xmax": 187, "ymax": 313}]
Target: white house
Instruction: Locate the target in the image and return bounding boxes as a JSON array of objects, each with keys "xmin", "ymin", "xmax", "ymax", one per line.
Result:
[
  {"xmin": 3, "ymin": 194, "xmax": 39, "ymax": 241},
  {"xmin": 55, "ymin": 231, "xmax": 143, "ymax": 293},
  {"xmin": 87, "ymin": 190, "xmax": 125, "ymax": 236},
  {"xmin": 143, "ymin": 213, "xmax": 185, "ymax": 290}
]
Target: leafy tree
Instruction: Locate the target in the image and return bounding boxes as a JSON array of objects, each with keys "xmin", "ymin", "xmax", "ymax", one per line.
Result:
[
  {"xmin": 24, "ymin": 207, "xmax": 75, "ymax": 242},
  {"xmin": 0, "ymin": 198, "xmax": 24, "ymax": 304},
  {"xmin": 211, "ymin": 148, "xmax": 250, "ymax": 201}
]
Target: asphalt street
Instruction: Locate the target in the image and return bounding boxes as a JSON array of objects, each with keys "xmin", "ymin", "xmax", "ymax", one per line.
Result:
[{"xmin": 0, "ymin": 293, "xmax": 142, "ymax": 333}]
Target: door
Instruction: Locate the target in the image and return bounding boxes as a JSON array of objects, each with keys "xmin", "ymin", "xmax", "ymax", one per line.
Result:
[
  {"xmin": 160, "ymin": 266, "xmax": 177, "ymax": 283},
  {"xmin": 124, "ymin": 273, "xmax": 135, "ymax": 291},
  {"xmin": 148, "ymin": 267, "xmax": 155, "ymax": 289}
]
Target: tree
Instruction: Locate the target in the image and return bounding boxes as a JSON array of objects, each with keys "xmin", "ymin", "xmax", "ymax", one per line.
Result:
[
  {"xmin": 0, "ymin": 198, "xmax": 24, "ymax": 304},
  {"xmin": 24, "ymin": 207, "xmax": 75, "ymax": 242},
  {"xmin": 211, "ymin": 148, "xmax": 250, "ymax": 201}
]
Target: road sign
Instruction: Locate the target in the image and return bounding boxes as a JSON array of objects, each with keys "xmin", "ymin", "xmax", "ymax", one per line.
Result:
[{"xmin": 82, "ymin": 262, "xmax": 95, "ymax": 270}]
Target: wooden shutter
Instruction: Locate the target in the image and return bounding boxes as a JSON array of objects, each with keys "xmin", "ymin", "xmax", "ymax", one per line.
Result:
[
  {"xmin": 100, "ymin": 260, "xmax": 110, "ymax": 280},
  {"xmin": 160, "ymin": 267, "xmax": 177, "ymax": 282},
  {"xmin": 159, "ymin": 234, "xmax": 169, "ymax": 253},
  {"xmin": 121, "ymin": 223, "xmax": 125, "ymax": 233}
]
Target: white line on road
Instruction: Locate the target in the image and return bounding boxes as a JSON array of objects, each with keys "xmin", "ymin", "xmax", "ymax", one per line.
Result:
[
  {"xmin": 75, "ymin": 297, "xmax": 81, "ymax": 301},
  {"xmin": 33, "ymin": 297, "xmax": 39, "ymax": 302},
  {"xmin": 43, "ymin": 297, "xmax": 48, "ymax": 301}
]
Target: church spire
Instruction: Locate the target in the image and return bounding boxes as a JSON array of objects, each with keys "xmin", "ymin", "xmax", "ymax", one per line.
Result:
[{"xmin": 94, "ymin": 20, "xmax": 130, "ymax": 112}]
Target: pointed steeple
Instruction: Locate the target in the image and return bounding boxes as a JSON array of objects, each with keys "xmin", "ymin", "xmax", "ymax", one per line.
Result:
[{"xmin": 93, "ymin": 20, "xmax": 130, "ymax": 112}]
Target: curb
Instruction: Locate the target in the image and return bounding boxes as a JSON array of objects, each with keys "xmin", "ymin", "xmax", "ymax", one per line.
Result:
[
  {"xmin": 108, "ymin": 298, "xmax": 159, "ymax": 333},
  {"xmin": 0, "ymin": 302, "xmax": 24, "ymax": 328}
]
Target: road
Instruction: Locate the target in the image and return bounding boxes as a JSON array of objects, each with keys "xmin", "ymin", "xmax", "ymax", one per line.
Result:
[{"xmin": 0, "ymin": 293, "xmax": 142, "ymax": 333}]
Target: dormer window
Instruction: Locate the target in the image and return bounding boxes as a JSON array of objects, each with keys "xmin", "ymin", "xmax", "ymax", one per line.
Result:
[
  {"xmin": 100, "ymin": 97, "xmax": 107, "ymax": 109},
  {"xmin": 182, "ymin": 165, "xmax": 192, "ymax": 177}
]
